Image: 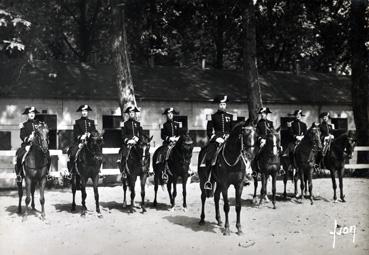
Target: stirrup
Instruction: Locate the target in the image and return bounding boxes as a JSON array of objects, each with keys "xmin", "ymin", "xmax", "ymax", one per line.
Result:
[
  {"xmin": 279, "ymin": 169, "xmax": 286, "ymax": 175},
  {"xmin": 121, "ymin": 171, "xmax": 127, "ymax": 179},
  {"xmin": 162, "ymin": 172, "xmax": 168, "ymax": 181},
  {"xmin": 251, "ymin": 171, "xmax": 257, "ymax": 178},
  {"xmin": 204, "ymin": 181, "xmax": 212, "ymax": 190}
]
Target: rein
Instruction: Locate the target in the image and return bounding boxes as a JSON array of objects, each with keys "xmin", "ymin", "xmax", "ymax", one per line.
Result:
[{"xmin": 222, "ymin": 133, "xmax": 247, "ymax": 168}]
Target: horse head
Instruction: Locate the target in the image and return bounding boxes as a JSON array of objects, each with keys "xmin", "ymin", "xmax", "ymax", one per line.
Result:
[
  {"xmin": 344, "ymin": 131, "xmax": 356, "ymax": 159},
  {"xmin": 265, "ymin": 129, "xmax": 280, "ymax": 156},
  {"xmin": 241, "ymin": 124, "xmax": 257, "ymax": 159},
  {"xmin": 86, "ymin": 131, "xmax": 104, "ymax": 161},
  {"xmin": 177, "ymin": 132, "xmax": 194, "ymax": 167},
  {"xmin": 138, "ymin": 135, "xmax": 153, "ymax": 172},
  {"xmin": 306, "ymin": 125, "xmax": 322, "ymax": 151},
  {"xmin": 33, "ymin": 122, "xmax": 49, "ymax": 153}
]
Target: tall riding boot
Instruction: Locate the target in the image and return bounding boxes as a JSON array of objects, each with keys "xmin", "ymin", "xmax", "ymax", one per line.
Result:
[{"xmin": 15, "ymin": 160, "xmax": 23, "ymax": 183}]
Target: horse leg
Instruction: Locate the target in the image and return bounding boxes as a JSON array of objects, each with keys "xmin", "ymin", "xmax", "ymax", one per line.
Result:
[
  {"xmin": 304, "ymin": 178, "xmax": 308, "ymax": 196},
  {"xmin": 31, "ymin": 181, "xmax": 36, "ymax": 210},
  {"xmin": 199, "ymin": 189, "xmax": 206, "ymax": 225},
  {"xmin": 93, "ymin": 175, "xmax": 101, "ymax": 217},
  {"xmin": 299, "ymin": 169, "xmax": 305, "ymax": 202},
  {"xmin": 39, "ymin": 177, "xmax": 46, "ymax": 220},
  {"xmin": 172, "ymin": 178, "xmax": 177, "ymax": 209},
  {"xmin": 140, "ymin": 174, "xmax": 147, "ymax": 213},
  {"xmin": 308, "ymin": 169, "xmax": 314, "ymax": 205},
  {"xmin": 222, "ymin": 187, "xmax": 231, "ymax": 236},
  {"xmin": 283, "ymin": 171, "xmax": 288, "ymax": 199},
  {"xmin": 17, "ymin": 179, "xmax": 23, "ymax": 214},
  {"xmin": 182, "ymin": 175, "xmax": 187, "ymax": 210},
  {"xmin": 294, "ymin": 169, "xmax": 299, "ymax": 198},
  {"xmin": 258, "ymin": 173, "xmax": 266, "ymax": 206},
  {"xmin": 272, "ymin": 172, "xmax": 277, "ymax": 209},
  {"xmin": 129, "ymin": 176, "xmax": 137, "ymax": 213},
  {"xmin": 235, "ymin": 184, "xmax": 244, "ymax": 235},
  {"xmin": 153, "ymin": 175, "xmax": 158, "ymax": 207},
  {"xmin": 252, "ymin": 175, "xmax": 258, "ymax": 204},
  {"xmin": 338, "ymin": 168, "xmax": 345, "ymax": 202},
  {"xmin": 122, "ymin": 179, "xmax": 127, "ymax": 208},
  {"xmin": 81, "ymin": 179, "xmax": 87, "ymax": 216},
  {"xmin": 214, "ymin": 183, "xmax": 222, "ymax": 226},
  {"xmin": 23, "ymin": 178, "xmax": 31, "ymax": 221},
  {"xmin": 167, "ymin": 181, "xmax": 173, "ymax": 208},
  {"xmin": 71, "ymin": 174, "xmax": 77, "ymax": 211}
]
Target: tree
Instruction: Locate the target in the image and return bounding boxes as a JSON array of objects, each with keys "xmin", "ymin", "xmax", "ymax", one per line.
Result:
[
  {"xmin": 351, "ymin": 0, "xmax": 369, "ymax": 170},
  {"xmin": 243, "ymin": 0, "xmax": 262, "ymax": 123},
  {"xmin": 111, "ymin": 0, "xmax": 137, "ymax": 119}
]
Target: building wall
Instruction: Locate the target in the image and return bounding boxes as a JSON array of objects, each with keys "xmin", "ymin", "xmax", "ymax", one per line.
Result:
[{"xmin": 0, "ymin": 98, "xmax": 356, "ymax": 150}]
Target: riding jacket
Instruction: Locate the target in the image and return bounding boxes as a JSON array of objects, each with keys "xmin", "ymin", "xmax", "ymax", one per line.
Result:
[
  {"xmin": 206, "ymin": 110, "xmax": 233, "ymax": 140},
  {"xmin": 20, "ymin": 119, "xmax": 40, "ymax": 144},
  {"xmin": 73, "ymin": 117, "xmax": 97, "ymax": 141},
  {"xmin": 161, "ymin": 120, "xmax": 180, "ymax": 143},
  {"xmin": 121, "ymin": 118, "xmax": 143, "ymax": 144},
  {"xmin": 288, "ymin": 119, "xmax": 307, "ymax": 141},
  {"xmin": 256, "ymin": 119, "xmax": 274, "ymax": 140}
]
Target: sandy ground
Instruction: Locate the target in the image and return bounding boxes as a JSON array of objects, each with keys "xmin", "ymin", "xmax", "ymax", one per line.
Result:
[{"xmin": 0, "ymin": 177, "xmax": 368, "ymax": 255}]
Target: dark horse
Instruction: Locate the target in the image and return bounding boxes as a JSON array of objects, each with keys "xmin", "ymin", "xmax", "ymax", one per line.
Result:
[
  {"xmin": 152, "ymin": 133, "xmax": 194, "ymax": 210},
  {"xmin": 294, "ymin": 126, "xmax": 322, "ymax": 204},
  {"xmin": 17, "ymin": 122, "xmax": 50, "ymax": 220},
  {"xmin": 119, "ymin": 134, "xmax": 153, "ymax": 213},
  {"xmin": 71, "ymin": 131, "xmax": 103, "ymax": 217},
  {"xmin": 253, "ymin": 129, "xmax": 281, "ymax": 209},
  {"xmin": 281, "ymin": 153, "xmax": 299, "ymax": 199},
  {"xmin": 198, "ymin": 122, "xmax": 253, "ymax": 235},
  {"xmin": 324, "ymin": 131, "xmax": 356, "ymax": 202}
]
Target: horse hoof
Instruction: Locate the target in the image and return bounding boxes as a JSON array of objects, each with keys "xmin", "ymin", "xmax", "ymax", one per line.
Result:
[
  {"xmin": 40, "ymin": 214, "xmax": 46, "ymax": 221},
  {"xmin": 223, "ymin": 229, "xmax": 231, "ymax": 236},
  {"xmin": 333, "ymin": 199, "xmax": 338, "ymax": 203},
  {"xmin": 199, "ymin": 220, "xmax": 205, "ymax": 226},
  {"xmin": 341, "ymin": 198, "xmax": 346, "ymax": 203},
  {"xmin": 141, "ymin": 207, "xmax": 147, "ymax": 213},
  {"xmin": 71, "ymin": 206, "xmax": 76, "ymax": 212},
  {"xmin": 153, "ymin": 201, "xmax": 157, "ymax": 207},
  {"xmin": 310, "ymin": 201, "xmax": 314, "ymax": 205},
  {"xmin": 252, "ymin": 198, "xmax": 258, "ymax": 205},
  {"xmin": 182, "ymin": 207, "xmax": 187, "ymax": 212},
  {"xmin": 17, "ymin": 208, "xmax": 22, "ymax": 214},
  {"xmin": 97, "ymin": 213, "xmax": 103, "ymax": 218},
  {"xmin": 273, "ymin": 205, "xmax": 276, "ymax": 210},
  {"xmin": 81, "ymin": 211, "xmax": 86, "ymax": 217},
  {"xmin": 236, "ymin": 230, "xmax": 243, "ymax": 236},
  {"xmin": 169, "ymin": 207, "xmax": 175, "ymax": 212},
  {"xmin": 122, "ymin": 202, "xmax": 127, "ymax": 208}
]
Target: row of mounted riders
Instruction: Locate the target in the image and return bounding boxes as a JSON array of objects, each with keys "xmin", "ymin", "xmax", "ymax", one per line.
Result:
[{"xmin": 14, "ymin": 100, "xmax": 356, "ymax": 235}]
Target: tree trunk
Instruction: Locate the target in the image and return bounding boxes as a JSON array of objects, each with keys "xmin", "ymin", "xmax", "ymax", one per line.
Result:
[
  {"xmin": 243, "ymin": 0, "xmax": 262, "ymax": 123},
  {"xmin": 351, "ymin": 0, "xmax": 369, "ymax": 172},
  {"xmin": 215, "ymin": 13, "xmax": 224, "ymax": 69},
  {"xmin": 111, "ymin": 0, "xmax": 136, "ymax": 119}
]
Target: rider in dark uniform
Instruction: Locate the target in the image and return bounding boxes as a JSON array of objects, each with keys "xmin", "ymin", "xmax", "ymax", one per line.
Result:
[
  {"xmin": 119, "ymin": 106, "xmax": 143, "ymax": 178},
  {"xmin": 15, "ymin": 107, "xmax": 40, "ymax": 182},
  {"xmin": 317, "ymin": 112, "xmax": 335, "ymax": 168},
  {"xmin": 206, "ymin": 95, "xmax": 234, "ymax": 167},
  {"xmin": 253, "ymin": 107, "xmax": 274, "ymax": 175},
  {"xmin": 159, "ymin": 107, "xmax": 181, "ymax": 173},
  {"xmin": 282, "ymin": 109, "xmax": 307, "ymax": 163},
  {"xmin": 67, "ymin": 105, "xmax": 97, "ymax": 176}
]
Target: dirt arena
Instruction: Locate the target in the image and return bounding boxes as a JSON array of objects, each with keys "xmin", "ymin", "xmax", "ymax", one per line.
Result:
[{"xmin": 0, "ymin": 177, "xmax": 368, "ymax": 255}]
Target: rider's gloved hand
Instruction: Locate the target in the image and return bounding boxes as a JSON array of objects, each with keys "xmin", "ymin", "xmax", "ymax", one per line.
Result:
[
  {"xmin": 260, "ymin": 138, "xmax": 266, "ymax": 147},
  {"xmin": 78, "ymin": 143, "xmax": 84, "ymax": 149},
  {"xmin": 80, "ymin": 133, "xmax": 87, "ymax": 140},
  {"xmin": 296, "ymin": 135, "xmax": 304, "ymax": 141},
  {"xmin": 216, "ymin": 137, "xmax": 225, "ymax": 144},
  {"xmin": 133, "ymin": 136, "xmax": 139, "ymax": 143},
  {"xmin": 127, "ymin": 139, "xmax": 136, "ymax": 145},
  {"xmin": 25, "ymin": 145, "xmax": 31, "ymax": 151},
  {"xmin": 169, "ymin": 136, "xmax": 176, "ymax": 142}
]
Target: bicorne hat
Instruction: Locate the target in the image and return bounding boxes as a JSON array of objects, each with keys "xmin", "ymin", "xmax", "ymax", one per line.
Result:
[
  {"xmin": 213, "ymin": 95, "xmax": 229, "ymax": 104},
  {"xmin": 124, "ymin": 106, "xmax": 140, "ymax": 113},
  {"xmin": 289, "ymin": 109, "xmax": 305, "ymax": 117},
  {"xmin": 22, "ymin": 106, "xmax": 40, "ymax": 115},
  {"xmin": 258, "ymin": 107, "xmax": 272, "ymax": 114},
  {"xmin": 162, "ymin": 107, "xmax": 179, "ymax": 115},
  {"xmin": 76, "ymin": 104, "xmax": 92, "ymax": 112}
]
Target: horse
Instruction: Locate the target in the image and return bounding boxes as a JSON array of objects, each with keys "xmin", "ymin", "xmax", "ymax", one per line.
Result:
[
  {"xmin": 253, "ymin": 129, "xmax": 281, "ymax": 209},
  {"xmin": 294, "ymin": 126, "xmax": 322, "ymax": 204},
  {"xmin": 119, "ymin": 134, "xmax": 153, "ymax": 213},
  {"xmin": 152, "ymin": 133, "xmax": 194, "ymax": 210},
  {"xmin": 198, "ymin": 122, "xmax": 253, "ymax": 235},
  {"xmin": 324, "ymin": 131, "xmax": 356, "ymax": 202},
  {"xmin": 71, "ymin": 131, "xmax": 103, "ymax": 217},
  {"xmin": 17, "ymin": 122, "xmax": 50, "ymax": 221}
]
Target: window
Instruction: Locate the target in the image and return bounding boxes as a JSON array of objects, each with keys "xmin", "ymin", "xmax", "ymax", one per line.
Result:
[
  {"xmin": 0, "ymin": 131, "xmax": 11, "ymax": 150},
  {"xmin": 280, "ymin": 117, "xmax": 295, "ymax": 148},
  {"xmin": 331, "ymin": 118, "xmax": 348, "ymax": 137},
  {"xmin": 173, "ymin": 115, "xmax": 188, "ymax": 133},
  {"xmin": 37, "ymin": 114, "xmax": 57, "ymax": 149}
]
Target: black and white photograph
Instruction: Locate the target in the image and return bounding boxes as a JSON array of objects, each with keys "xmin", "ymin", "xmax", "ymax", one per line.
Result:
[{"xmin": 0, "ymin": 0, "xmax": 368, "ymax": 254}]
